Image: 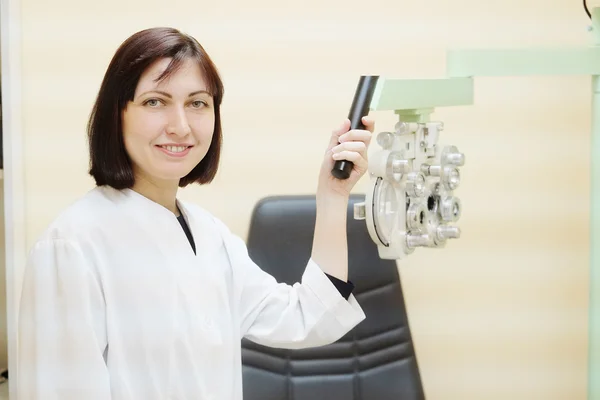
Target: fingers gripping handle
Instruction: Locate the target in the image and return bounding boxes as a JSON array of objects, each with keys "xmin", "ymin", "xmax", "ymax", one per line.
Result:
[{"xmin": 331, "ymin": 75, "xmax": 380, "ymax": 180}]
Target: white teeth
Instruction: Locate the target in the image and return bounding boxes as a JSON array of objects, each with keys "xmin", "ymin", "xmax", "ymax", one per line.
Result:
[{"xmin": 162, "ymin": 146, "xmax": 187, "ymax": 153}]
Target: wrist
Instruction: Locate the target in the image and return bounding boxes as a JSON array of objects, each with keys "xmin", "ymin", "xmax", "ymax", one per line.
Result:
[{"xmin": 316, "ymin": 192, "xmax": 349, "ymax": 217}]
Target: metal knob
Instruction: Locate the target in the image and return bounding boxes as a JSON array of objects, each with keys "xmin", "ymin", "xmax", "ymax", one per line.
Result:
[
  {"xmin": 386, "ymin": 153, "xmax": 410, "ymax": 181},
  {"xmin": 406, "ymin": 172, "xmax": 426, "ymax": 197},
  {"xmin": 442, "ymin": 166, "xmax": 460, "ymax": 190},
  {"xmin": 391, "ymin": 159, "xmax": 410, "ymax": 175},
  {"xmin": 407, "ymin": 233, "xmax": 429, "ymax": 248},
  {"xmin": 445, "ymin": 152, "xmax": 465, "ymax": 166},
  {"xmin": 394, "ymin": 121, "xmax": 419, "ymax": 135},
  {"xmin": 437, "ymin": 225, "xmax": 461, "ymax": 240},
  {"xmin": 421, "ymin": 164, "xmax": 435, "ymax": 176},
  {"xmin": 407, "ymin": 203, "xmax": 427, "ymax": 229},
  {"xmin": 442, "ymin": 145, "xmax": 466, "ymax": 166},
  {"xmin": 440, "ymin": 196, "xmax": 461, "ymax": 222},
  {"xmin": 353, "ymin": 202, "xmax": 366, "ymax": 220},
  {"xmin": 395, "ymin": 122, "xmax": 409, "ymax": 135},
  {"xmin": 377, "ymin": 132, "xmax": 394, "ymax": 149}
]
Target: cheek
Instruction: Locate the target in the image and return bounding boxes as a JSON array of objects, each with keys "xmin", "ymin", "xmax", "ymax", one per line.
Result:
[
  {"xmin": 192, "ymin": 114, "xmax": 216, "ymax": 140},
  {"xmin": 122, "ymin": 129, "xmax": 136, "ymax": 155},
  {"xmin": 127, "ymin": 124, "xmax": 160, "ymax": 149}
]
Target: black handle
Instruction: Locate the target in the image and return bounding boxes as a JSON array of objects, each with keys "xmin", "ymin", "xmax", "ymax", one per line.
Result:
[{"xmin": 331, "ymin": 75, "xmax": 380, "ymax": 180}]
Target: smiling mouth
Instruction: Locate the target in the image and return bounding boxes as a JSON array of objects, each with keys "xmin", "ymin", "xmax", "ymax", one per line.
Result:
[{"xmin": 156, "ymin": 145, "xmax": 193, "ymax": 153}]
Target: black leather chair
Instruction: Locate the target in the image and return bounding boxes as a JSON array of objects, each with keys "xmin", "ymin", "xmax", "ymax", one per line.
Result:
[{"xmin": 241, "ymin": 194, "xmax": 426, "ymax": 400}]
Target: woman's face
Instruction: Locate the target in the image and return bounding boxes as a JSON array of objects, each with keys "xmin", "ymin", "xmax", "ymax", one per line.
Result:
[{"xmin": 122, "ymin": 57, "xmax": 215, "ymax": 186}]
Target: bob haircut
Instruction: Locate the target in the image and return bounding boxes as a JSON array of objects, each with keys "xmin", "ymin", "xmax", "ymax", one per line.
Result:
[{"xmin": 87, "ymin": 27, "xmax": 224, "ymax": 188}]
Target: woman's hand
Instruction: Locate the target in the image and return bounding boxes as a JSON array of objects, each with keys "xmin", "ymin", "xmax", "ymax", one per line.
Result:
[{"xmin": 316, "ymin": 117, "xmax": 375, "ymax": 200}]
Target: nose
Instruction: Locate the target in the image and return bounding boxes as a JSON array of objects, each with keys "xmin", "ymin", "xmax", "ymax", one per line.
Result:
[{"xmin": 166, "ymin": 107, "xmax": 192, "ymax": 137}]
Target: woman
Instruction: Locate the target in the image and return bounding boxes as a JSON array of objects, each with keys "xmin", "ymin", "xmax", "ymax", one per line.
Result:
[{"xmin": 17, "ymin": 27, "xmax": 374, "ymax": 399}]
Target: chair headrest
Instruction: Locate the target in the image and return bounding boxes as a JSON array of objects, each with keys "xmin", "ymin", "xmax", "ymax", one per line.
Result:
[{"xmin": 246, "ymin": 194, "xmax": 400, "ymax": 295}]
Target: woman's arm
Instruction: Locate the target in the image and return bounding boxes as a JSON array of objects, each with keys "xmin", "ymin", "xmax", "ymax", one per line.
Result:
[
  {"xmin": 222, "ymin": 117, "xmax": 374, "ymax": 350},
  {"xmin": 311, "ymin": 195, "xmax": 350, "ymax": 282},
  {"xmin": 18, "ymin": 239, "xmax": 111, "ymax": 399},
  {"xmin": 217, "ymin": 217, "xmax": 365, "ymax": 350},
  {"xmin": 311, "ymin": 116, "xmax": 374, "ymax": 282}
]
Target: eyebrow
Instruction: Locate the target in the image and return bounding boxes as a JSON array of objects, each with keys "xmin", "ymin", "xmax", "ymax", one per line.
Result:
[{"xmin": 137, "ymin": 90, "xmax": 212, "ymax": 99}]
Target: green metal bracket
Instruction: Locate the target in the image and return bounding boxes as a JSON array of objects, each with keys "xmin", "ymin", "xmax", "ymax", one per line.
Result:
[
  {"xmin": 370, "ymin": 78, "xmax": 474, "ymax": 111},
  {"xmin": 447, "ymin": 47, "xmax": 600, "ymax": 77},
  {"xmin": 589, "ymin": 12, "xmax": 600, "ymax": 400},
  {"xmin": 367, "ymin": 7, "xmax": 599, "ymax": 399},
  {"xmin": 369, "ymin": 77, "xmax": 473, "ymax": 126},
  {"xmin": 394, "ymin": 108, "xmax": 435, "ymax": 123}
]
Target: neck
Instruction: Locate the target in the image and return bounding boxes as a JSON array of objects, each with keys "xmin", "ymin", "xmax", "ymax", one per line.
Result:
[{"xmin": 131, "ymin": 174, "xmax": 180, "ymax": 216}]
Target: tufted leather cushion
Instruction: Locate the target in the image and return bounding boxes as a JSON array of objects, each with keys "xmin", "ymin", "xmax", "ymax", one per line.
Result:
[{"xmin": 241, "ymin": 194, "xmax": 425, "ymax": 400}]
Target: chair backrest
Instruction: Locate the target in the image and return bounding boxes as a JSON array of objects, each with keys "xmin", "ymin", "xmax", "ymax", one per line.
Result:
[{"xmin": 241, "ymin": 194, "xmax": 426, "ymax": 400}]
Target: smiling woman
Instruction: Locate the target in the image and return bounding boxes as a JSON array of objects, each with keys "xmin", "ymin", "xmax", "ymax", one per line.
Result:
[
  {"xmin": 15, "ymin": 26, "xmax": 375, "ymax": 400},
  {"xmin": 87, "ymin": 28, "xmax": 224, "ymax": 215}
]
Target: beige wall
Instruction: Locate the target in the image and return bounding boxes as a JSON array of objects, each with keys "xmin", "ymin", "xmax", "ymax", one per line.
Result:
[{"xmin": 8, "ymin": 0, "xmax": 591, "ymax": 398}]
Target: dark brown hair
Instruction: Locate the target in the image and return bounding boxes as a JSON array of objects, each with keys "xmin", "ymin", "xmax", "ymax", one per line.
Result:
[{"xmin": 87, "ymin": 27, "xmax": 224, "ymax": 188}]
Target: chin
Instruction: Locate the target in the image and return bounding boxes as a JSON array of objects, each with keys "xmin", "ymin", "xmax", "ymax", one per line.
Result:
[{"xmin": 154, "ymin": 169, "xmax": 195, "ymax": 183}]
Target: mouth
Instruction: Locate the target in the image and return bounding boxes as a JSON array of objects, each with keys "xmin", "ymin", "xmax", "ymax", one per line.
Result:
[{"xmin": 155, "ymin": 144, "xmax": 194, "ymax": 157}]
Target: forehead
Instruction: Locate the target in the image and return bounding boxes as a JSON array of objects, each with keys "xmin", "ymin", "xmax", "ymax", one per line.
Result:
[{"xmin": 136, "ymin": 57, "xmax": 207, "ymax": 93}]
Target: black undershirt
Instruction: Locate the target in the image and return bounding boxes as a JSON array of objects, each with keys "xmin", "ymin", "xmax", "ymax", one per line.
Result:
[
  {"xmin": 175, "ymin": 213, "xmax": 354, "ymax": 300},
  {"xmin": 176, "ymin": 214, "xmax": 196, "ymax": 254}
]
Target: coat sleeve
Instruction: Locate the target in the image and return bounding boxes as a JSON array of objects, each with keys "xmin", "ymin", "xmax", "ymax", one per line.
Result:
[
  {"xmin": 17, "ymin": 238, "xmax": 111, "ymax": 400},
  {"xmin": 214, "ymin": 218, "xmax": 366, "ymax": 349}
]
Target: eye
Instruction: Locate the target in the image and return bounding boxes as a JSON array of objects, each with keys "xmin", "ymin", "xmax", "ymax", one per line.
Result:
[
  {"xmin": 143, "ymin": 98, "xmax": 164, "ymax": 107},
  {"xmin": 190, "ymin": 100, "xmax": 208, "ymax": 109}
]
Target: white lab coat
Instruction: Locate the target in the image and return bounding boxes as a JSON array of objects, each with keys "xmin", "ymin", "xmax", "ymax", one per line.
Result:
[{"xmin": 17, "ymin": 186, "xmax": 365, "ymax": 400}]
